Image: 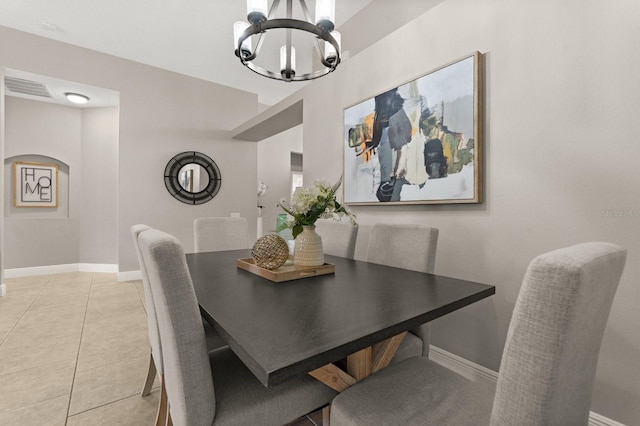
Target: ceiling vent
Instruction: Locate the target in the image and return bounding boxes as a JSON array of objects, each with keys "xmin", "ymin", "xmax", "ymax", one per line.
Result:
[{"xmin": 4, "ymin": 76, "xmax": 52, "ymax": 98}]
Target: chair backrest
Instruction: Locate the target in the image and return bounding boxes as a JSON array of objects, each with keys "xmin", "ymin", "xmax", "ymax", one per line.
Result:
[
  {"xmin": 366, "ymin": 224, "xmax": 439, "ymax": 356},
  {"xmin": 366, "ymin": 224, "xmax": 439, "ymax": 273},
  {"xmin": 131, "ymin": 224, "xmax": 163, "ymax": 375},
  {"xmin": 315, "ymin": 219, "xmax": 358, "ymax": 259},
  {"xmin": 194, "ymin": 217, "xmax": 250, "ymax": 252},
  {"xmin": 491, "ymin": 242, "xmax": 627, "ymax": 425},
  {"xmin": 138, "ymin": 229, "xmax": 215, "ymax": 426}
]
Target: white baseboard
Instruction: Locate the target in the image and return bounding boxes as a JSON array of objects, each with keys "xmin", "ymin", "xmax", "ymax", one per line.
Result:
[
  {"xmin": 117, "ymin": 270, "xmax": 141, "ymax": 282},
  {"xmin": 3, "ymin": 263, "xmax": 118, "ymax": 278},
  {"xmin": 78, "ymin": 263, "xmax": 118, "ymax": 273},
  {"xmin": 0, "ymin": 283, "xmax": 6, "ymax": 297},
  {"xmin": 429, "ymin": 344, "xmax": 498, "ymax": 385},
  {"xmin": 3, "ymin": 263, "xmax": 140, "ymax": 283},
  {"xmin": 428, "ymin": 345, "xmax": 625, "ymax": 426}
]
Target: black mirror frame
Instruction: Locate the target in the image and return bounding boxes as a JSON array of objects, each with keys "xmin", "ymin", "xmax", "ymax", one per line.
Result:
[{"xmin": 164, "ymin": 151, "xmax": 221, "ymax": 205}]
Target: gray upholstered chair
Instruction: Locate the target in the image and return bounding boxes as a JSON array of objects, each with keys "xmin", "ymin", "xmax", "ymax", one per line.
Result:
[
  {"xmin": 137, "ymin": 228, "xmax": 337, "ymax": 426},
  {"xmin": 131, "ymin": 225, "xmax": 162, "ymax": 397},
  {"xmin": 366, "ymin": 224, "xmax": 439, "ymax": 362},
  {"xmin": 315, "ymin": 219, "xmax": 358, "ymax": 259},
  {"xmin": 194, "ymin": 217, "xmax": 250, "ymax": 252},
  {"xmin": 331, "ymin": 242, "xmax": 627, "ymax": 425},
  {"xmin": 131, "ymin": 224, "xmax": 226, "ymax": 426}
]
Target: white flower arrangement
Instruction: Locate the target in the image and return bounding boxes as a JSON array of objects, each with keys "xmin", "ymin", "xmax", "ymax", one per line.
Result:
[{"xmin": 277, "ymin": 176, "xmax": 356, "ymax": 238}]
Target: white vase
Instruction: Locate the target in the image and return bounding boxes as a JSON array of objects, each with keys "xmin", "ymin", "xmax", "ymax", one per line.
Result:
[{"xmin": 293, "ymin": 225, "xmax": 324, "ymax": 267}]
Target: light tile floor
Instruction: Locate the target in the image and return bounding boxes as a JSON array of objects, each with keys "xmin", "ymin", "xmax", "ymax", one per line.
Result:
[
  {"xmin": 0, "ymin": 272, "xmax": 324, "ymax": 426},
  {"xmin": 0, "ymin": 272, "xmax": 159, "ymax": 425}
]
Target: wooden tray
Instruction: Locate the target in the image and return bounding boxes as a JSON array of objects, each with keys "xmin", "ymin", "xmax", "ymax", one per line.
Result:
[{"xmin": 237, "ymin": 258, "xmax": 335, "ymax": 283}]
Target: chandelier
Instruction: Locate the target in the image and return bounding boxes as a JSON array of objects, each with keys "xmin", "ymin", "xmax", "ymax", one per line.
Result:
[{"xmin": 234, "ymin": 0, "xmax": 341, "ymax": 82}]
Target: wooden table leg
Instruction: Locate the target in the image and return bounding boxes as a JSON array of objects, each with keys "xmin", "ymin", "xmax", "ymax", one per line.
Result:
[
  {"xmin": 346, "ymin": 346, "xmax": 372, "ymax": 381},
  {"xmin": 309, "ymin": 332, "xmax": 408, "ymax": 392},
  {"xmin": 309, "ymin": 364, "xmax": 356, "ymax": 392},
  {"xmin": 372, "ymin": 331, "xmax": 407, "ymax": 373}
]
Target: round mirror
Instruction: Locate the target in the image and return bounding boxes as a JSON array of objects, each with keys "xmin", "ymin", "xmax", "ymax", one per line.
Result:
[
  {"xmin": 164, "ymin": 151, "xmax": 221, "ymax": 205},
  {"xmin": 178, "ymin": 164, "xmax": 210, "ymax": 193}
]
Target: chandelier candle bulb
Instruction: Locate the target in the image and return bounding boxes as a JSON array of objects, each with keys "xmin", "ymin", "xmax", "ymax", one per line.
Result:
[
  {"xmin": 315, "ymin": 0, "xmax": 335, "ymax": 31},
  {"xmin": 246, "ymin": 0, "xmax": 268, "ymax": 23},
  {"xmin": 280, "ymin": 45, "xmax": 296, "ymax": 78},
  {"xmin": 324, "ymin": 31, "xmax": 341, "ymax": 64},
  {"xmin": 233, "ymin": 21, "xmax": 252, "ymax": 58}
]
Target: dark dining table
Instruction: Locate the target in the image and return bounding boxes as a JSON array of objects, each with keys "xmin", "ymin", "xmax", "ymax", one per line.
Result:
[{"xmin": 186, "ymin": 249, "xmax": 495, "ymax": 391}]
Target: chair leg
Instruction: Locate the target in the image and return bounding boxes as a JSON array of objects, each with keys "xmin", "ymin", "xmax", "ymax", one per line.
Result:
[
  {"xmin": 141, "ymin": 352, "xmax": 157, "ymax": 397},
  {"xmin": 155, "ymin": 376, "xmax": 169, "ymax": 426},
  {"xmin": 322, "ymin": 405, "xmax": 331, "ymax": 426}
]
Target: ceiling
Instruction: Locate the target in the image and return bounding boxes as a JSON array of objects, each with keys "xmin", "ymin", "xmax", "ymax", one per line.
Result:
[
  {"xmin": 4, "ymin": 68, "xmax": 121, "ymax": 108},
  {"xmin": 0, "ymin": 0, "xmax": 375, "ymax": 107}
]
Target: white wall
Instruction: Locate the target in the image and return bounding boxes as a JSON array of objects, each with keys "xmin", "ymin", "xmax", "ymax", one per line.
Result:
[
  {"xmin": 257, "ymin": 125, "xmax": 303, "ymax": 238},
  {"xmin": 299, "ymin": 0, "xmax": 640, "ymax": 423},
  {"xmin": 80, "ymin": 107, "xmax": 119, "ymax": 264},
  {"xmin": 3, "ymin": 98, "xmax": 81, "ymax": 267},
  {"xmin": 0, "ymin": 26, "xmax": 260, "ymax": 274},
  {"xmin": 3, "ymin": 100, "xmax": 120, "ymax": 268}
]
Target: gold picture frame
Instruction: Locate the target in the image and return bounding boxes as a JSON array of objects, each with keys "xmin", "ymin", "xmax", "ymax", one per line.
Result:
[{"xmin": 343, "ymin": 51, "xmax": 483, "ymax": 205}]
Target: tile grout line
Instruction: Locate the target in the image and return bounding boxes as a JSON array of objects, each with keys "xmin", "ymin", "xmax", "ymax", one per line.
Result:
[
  {"xmin": 2, "ymin": 273, "xmax": 153, "ymax": 423},
  {"xmin": 64, "ymin": 390, "xmax": 147, "ymax": 419},
  {"xmin": 64, "ymin": 273, "xmax": 94, "ymax": 426},
  {"xmin": 73, "ymin": 280, "xmax": 152, "ymax": 374},
  {"xmin": 0, "ymin": 276, "xmax": 52, "ymax": 347},
  {"xmin": 0, "ymin": 392, "xmax": 71, "ymax": 416}
]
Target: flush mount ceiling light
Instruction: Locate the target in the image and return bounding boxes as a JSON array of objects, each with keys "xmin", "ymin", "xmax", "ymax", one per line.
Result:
[
  {"xmin": 234, "ymin": 0, "xmax": 341, "ymax": 82},
  {"xmin": 65, "ymin": 92, "xmax": 90, "ymax": 104}
]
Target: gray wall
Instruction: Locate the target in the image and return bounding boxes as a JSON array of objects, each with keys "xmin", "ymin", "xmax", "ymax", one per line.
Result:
[
  {"xmin": 1, "ymin": 69, "xmax": 5, "ymax": 290},
  {"xmin": 2, "ymin": 0, "xmax": 638, "ymax": 422},
  {"xmin": 79, "ymin": 107, "xmax": 119, "ymax": 264},
  {"xmin": 298, "ymin": 0, "xmax": 640, "ymax": 423},
  {"xmin": 0, "ymin": 26, "xmax": 260, "ymax": 274},
  {"xmin": 4, "ymin": 99, "xmax": 119, "ymax": 268},
  {"xmin": 257, "ymin": 124, "xmax": 303, "ymax": 238},
  {"xmin": 4, "ymin": 98, "xmax": 81, "ymax": 268}
]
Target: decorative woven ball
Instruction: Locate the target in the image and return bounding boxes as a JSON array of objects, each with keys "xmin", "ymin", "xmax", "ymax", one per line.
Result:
[{"xmin": 251, "ymin": 234, "xmax": 290, "ymax": 270}]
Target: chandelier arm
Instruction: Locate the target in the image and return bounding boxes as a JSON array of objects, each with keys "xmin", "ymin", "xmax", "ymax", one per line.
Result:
[
  {"xmin": 268, "ymin": 0, "xmax": 282, "ymax": 20},
  {"xmin": 253, "ymin": 31, "xmax": 266, "ymax": 59},
  {"xmin": 298, "ymin": 0, "xmax": 313, "ymax": 23},
  {"xmin": 239, "ymin": 20, "xmax": 340, "ymax": 63},
  {"xmin": 251, "ymin": 19, "xmax": 338, "ymax": 42},
  {"xmin": 245, "ymin": 61, "xmax": 332, "ymax": 81}
]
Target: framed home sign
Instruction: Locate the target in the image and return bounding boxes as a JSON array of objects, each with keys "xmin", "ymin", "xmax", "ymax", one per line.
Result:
[
  {"xmin": 343, "ymin": 51, "xmax": 483, "ymax": 205},
  {"xmin": 14, "ymin": 161, "xmax": 59, "ymax": 208}
]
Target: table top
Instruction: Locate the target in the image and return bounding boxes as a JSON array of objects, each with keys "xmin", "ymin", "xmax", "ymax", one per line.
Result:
[{"xmin": 187, "ymin": 250, "xmax": 495, "ymax": 387}]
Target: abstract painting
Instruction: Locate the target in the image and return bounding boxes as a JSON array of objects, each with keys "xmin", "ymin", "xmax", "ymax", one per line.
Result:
[{"xmin": 343, "ymin": 52, "xmax": 483, "ymax": 205}]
